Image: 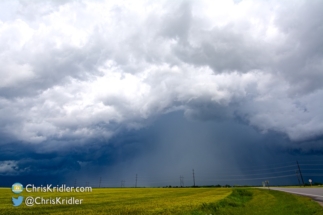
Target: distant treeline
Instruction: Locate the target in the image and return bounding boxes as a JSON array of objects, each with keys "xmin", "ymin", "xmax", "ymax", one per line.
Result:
[{"xmin": 159, "ymin": 182, "xmax": 323, "ymax": 188}]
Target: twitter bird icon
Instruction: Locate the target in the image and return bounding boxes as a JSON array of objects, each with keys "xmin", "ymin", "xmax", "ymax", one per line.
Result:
[{"xmin": 12, "ymin": 196, "xmax": 23, "ymax": 207}]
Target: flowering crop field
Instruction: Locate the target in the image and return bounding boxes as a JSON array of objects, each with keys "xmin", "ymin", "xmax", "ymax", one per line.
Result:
[
  {"xmin": 0, "ymin": 187, "xmax": 231, "ymax": 214},
  {"xmin": 1, "ymin": 187, "xmax": 323, "ymax": 215}
]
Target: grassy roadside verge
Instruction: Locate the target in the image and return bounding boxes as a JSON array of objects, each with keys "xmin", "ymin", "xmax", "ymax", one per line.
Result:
[{"xmin": 191, "ymin": 188, "xmax": 323, "ymax": 215}]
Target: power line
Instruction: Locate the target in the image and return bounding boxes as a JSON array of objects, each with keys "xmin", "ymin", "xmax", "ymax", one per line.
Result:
[
  {"xmin": 135, "ymin": 164, "xmax": 320, "ymax": 182},
  {"xmin": 295, "ymin": 159, "xmax": 323, "ymax": 163},
  {"xmin": 75, "ymin": 160, "xmax": 323, "ymax": 187},
  {"xmin": 210, "ymin": 169, "xmax": 296, "ymax": 177},
  {"xmin": 214, "ymin": 165, "xmax": 298, "ymax": 175},
  {"xmin": 218, "ymin": 161, "xmax": 297, "ymax": 172},
  {"xmin": 237, "ymin": 164, "xmax": 298, "ymax": 172},
  {"xmin": 77, "ymin": 172, "xmax": 316, "ymax": 187},
  {"xmin": 202, "ymin": 174, "xmax": 297, "ymax": 181}
]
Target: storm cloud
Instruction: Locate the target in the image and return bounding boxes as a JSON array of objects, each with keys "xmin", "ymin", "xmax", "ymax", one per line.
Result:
[{"xmin": 0, "ymin": 0, "xmax": 322, "ymax": 186}]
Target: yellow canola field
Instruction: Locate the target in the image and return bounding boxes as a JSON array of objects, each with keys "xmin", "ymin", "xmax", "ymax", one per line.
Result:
[{"xmin": 0, "ymin": 187, "xmax": 232, "ymax": 215}]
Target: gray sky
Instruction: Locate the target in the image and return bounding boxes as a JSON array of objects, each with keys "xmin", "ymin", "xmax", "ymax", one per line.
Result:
[{"xmin": 0, "ymin": 0, "xmax": 322, "ymax": 186}]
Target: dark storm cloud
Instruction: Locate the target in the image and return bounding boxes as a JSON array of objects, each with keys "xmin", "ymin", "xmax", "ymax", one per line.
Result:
[
  {"xmin": 0, "ymin": 142, "xmax": 80, "ymax": 176},
  {"xmin": 0, "ymin": 124, "xmax": 147, "ymax": 176},
  {"xmin": 0, "ymin": 0, "xmax": 322, "ymax": 185},
  {"xmin": 1, "ymin": 112, "xmax": 322, "ymax": 186},
  {"xmin": 64, "ymin": 112, "xmax": 323, "ymax": 187}
]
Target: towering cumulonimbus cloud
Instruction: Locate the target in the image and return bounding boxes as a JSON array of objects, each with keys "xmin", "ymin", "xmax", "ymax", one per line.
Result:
[{"xmin": 0, "ymin": 0, "xmax": 322, "ymax": 146}]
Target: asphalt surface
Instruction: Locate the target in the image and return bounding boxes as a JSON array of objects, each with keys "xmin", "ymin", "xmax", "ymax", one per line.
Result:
[{"xmin": 266, "ymin": 187, "xmax": 323, "ymax": 205}]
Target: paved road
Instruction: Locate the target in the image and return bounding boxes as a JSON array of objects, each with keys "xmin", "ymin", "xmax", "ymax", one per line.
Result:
[{"xmin": 267, "ymin": 187, "xmax": 323, "ymax": 204}]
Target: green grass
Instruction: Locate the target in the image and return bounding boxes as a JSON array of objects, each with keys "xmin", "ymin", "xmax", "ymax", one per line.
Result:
[
  {"xmin": 276, "ymin": 185, "xmax": 323, "ymax": 188},
  {"xmin": 190, "ymin": 188, "xmax": 323, "ymax": 215},
  {"xmin": 0, "ymin": 187, "xmax": 322, "ymax": 214}
]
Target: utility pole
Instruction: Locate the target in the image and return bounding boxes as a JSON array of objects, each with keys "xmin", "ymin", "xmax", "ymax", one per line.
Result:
[
  {"xmin": 295, "ymin": 170, "xmax": 301, "ymax": 187},
  {"xmin": 180, "ymin": 176, "xmax": 184, "ymax": 187},
  {"xmin": 297, "ymin": 161, "xmax": 305, "ymax": 186},
  {"xmin": 74, "ymin": 179, "xmax": 77, "ymax": 187},
  {"xmin": 99, "ymin": 177, "xmax": 102, "ymax": 188},
  {"xmin": 135, "ymin": 174, "xmax": 137, "ymax": 188},
  {"xmin": 192, "ymin": 169, "xmax": 196, "ymax": 187}
]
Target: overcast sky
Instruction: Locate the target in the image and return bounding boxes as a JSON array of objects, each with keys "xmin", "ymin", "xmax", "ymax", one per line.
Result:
[{"xmin": 0, "ymin": 0, "xmax": 322, "ymax": 187}]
